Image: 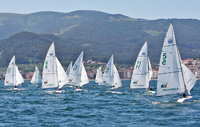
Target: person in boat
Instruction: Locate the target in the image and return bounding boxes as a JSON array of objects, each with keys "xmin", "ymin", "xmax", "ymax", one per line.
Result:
[
  {"xmin": 14, "ymin": 86, "xmax": 18, "ymax": 88},
  {"xmin": 78, "ymin": 87, "xmax": 81, "ymax": 89},
  {"xmin": 56, "ymin": 88, "xmax": 62, "ymax": 91},
  {"xmin": 149, "ymin": 88, "xmax": 152, "ymax": 91},
  {"xmin": 183, "ymin": 93, "xmax": 186, "ymax": 98}
]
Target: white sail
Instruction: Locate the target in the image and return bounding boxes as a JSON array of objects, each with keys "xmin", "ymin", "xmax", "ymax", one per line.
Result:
[
  {"xmin": 80, "ymin": 63, "xmax": 89, "ymax": 87},
  {"xmin": 113, "ymin": 65, "xmax": 122, "ymax": 88},
  {"xmin": 31, "ymin": 66, "xmax": 42, "ymax": 84},
  {"xmin": 42, "ymin": 42, "xmax": 58, "ymax": 89},
  {"xmin": 95, "ymin": 66, "xmax": 103, "ymax": 85},
  {"xmin": 182, "ymin": 64, "xmax": 197, "ymax": 95},
  {"xmin": 68, "ymin": 51, "xmax": 83, "ymax": 86},
  {"xmin": 102, "ymin": 55, "xmax": 114, "ymax": 86},
  {"xmin": 66, "ymin": 61, "xmax": 73, "ymax": 77},
  {"xmin": 130, "ymin": 42, "xmax": 148, "ymax": 89},
  {"xmin": 157, "ymin": 23, "xmax": 185, "ymax": 96},
  {"xmin": 56, "ymin": 57, "xmax": 69, "ymax": 89},
  {"xmin": 15, "ymin": 65, "xmax": 24, "ymax": 85},
  {"xmin": 148, "ymin": 57, "xmax": 153, "ymax": 81},
  {"xmin": 4, "ymin": 56, "xmax": 16, "ymax": 86}
]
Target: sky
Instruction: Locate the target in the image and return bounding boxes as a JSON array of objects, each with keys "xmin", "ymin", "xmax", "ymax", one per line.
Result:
[{"xmin": 0, "ymin": 0, "xmax": 199, "ymax": 20}]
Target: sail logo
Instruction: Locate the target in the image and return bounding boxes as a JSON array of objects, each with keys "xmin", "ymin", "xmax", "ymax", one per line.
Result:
[
  {"xmin": 168, "ymin": 38, "xmax": 173, "ymax": 44},
  {"xmin": 161, "ymin": 83, "xmax": 167, "ymax": 88},
  {"xmin": 45, "ymin": 61, "xmax": 48, "ymax": 69},
  {"xmin": 142, "ymin": 52, "xmax": 145, "ymax": 55},
  {"xmin": 69, "ymin": 79, "xmax": 72, "ymax": 82},
  {"xmin": 73, "ymin": 64, "xmax": 78, "ymax": 71},
  {"xmin": 136, "ymin": 61, "xmax": 141, "ymax": 69},
  {"xmin": 103, "ymin": 81, "xmax": 106, "ymax": 83},
  {"xmin": 162, "ymin": 53, "xmax": 167, "ymax": 65},
  {"xmin": 11, "ymin": 62, "xmax": 14, "ymax": 64},
  {"xmin": 49, "ymin": 53, "xmax": 53, "ymax": 56},
  {"xmin": 44, "ymin": 81, "xmax": 48, "ymax": 84},
  {"xmin": 133, "ymin": 81, "xmax": 138, "ymax": 84},
  {"xmin": 7, "ymin": 68, "xmax": 11, "ymax": 73},
  {"xmin": 6, "ymin": 81, "xmax": 9, "ymax": 83}
]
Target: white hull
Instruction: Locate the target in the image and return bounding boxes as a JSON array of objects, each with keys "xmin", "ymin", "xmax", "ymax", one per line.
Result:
[
  {"xmin": 146, "ymin": 90, "xmax": 155, "ymax": 94},
  {"xmin": 55, "ymin": 90, "xmax": 64, "ymax": 93},
  {"xmin": 177, "ymin": 96, "xmax": 192, "ymax": 102}
]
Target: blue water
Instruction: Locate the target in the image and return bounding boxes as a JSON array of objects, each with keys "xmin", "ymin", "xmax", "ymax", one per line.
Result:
[{"xmin": 0, "ymin": 80, "xmax": 200, "ymax": 126}]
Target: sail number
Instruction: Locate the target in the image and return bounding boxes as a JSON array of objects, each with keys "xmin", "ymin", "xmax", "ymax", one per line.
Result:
[
  {"xmin": 73, "ymin": 64, "xmax": 78, "ymax": 71},
  {"xmin": 45, "ymin": 61, "xmax": 48, "ymax": 69},
  {"xmin": 162, "ymin": 53, "xmax": 167, "ymax": 65},
  {"xmin": 105, "ymin": 68, "xmax": 109, "ymax": 73},
  {"xmin": 136, "ymin": 61, "xmax": 141, "ymax": 69},
  {"xmin": 7, "ymin": 68, "xmax": 11, "ymax": 73}
]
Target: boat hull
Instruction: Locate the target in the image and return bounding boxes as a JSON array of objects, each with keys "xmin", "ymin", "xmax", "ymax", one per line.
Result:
[{"xmin": 177, "ymin": 96, "xmax": 192, "ymax": 102}]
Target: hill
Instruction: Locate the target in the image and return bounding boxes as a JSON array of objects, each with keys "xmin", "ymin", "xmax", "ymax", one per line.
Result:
[{"xmin": 0, "ymin": 10, "xmax": 200, "ymax": 66}]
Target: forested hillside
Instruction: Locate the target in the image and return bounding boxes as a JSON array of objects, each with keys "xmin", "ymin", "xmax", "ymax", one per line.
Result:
[{"xmin": 0, "ymin": 10, "xmax": 200, "ymax": 68}]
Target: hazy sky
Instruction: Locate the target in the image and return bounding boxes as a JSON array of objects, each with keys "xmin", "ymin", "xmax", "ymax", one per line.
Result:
[{"xmin": 0, "ymin": 0, "xmax": 199, "ymax": 20}]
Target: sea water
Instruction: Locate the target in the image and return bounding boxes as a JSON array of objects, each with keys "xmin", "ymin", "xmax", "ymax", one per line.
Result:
[{"xmin": 0, "ymin": 80, "xmax": 200, "ymax": 126}]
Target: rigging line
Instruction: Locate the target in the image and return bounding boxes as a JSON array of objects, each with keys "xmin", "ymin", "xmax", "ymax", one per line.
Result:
[
  {"xmin": 158, "ymin": 71, "xmax": 181, "ymax": 75},
  {"xmin": 163, "ymin": 44, "xmax": 176, "ymax": 47}
]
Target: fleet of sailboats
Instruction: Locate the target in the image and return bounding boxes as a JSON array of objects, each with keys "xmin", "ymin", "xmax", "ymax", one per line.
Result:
[
  {"xmin": 2, "ymin": 22, "xmax": 198, "ymax": 102},
  {"xmin": 4, "ymin": 56, "xmax": 24, "ymax": 89}
]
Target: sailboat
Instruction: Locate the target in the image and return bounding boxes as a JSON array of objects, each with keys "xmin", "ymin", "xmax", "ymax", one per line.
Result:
[
  {"xmin": 95, "ymin": 66, "xmax": 103, "ymax": 85},
  {"xmin": 68, "ymin": 51, "xmax": 89, "ymax": 89},
  {"xmin": 102, "ymin": 55, "xmax": 122, "ymax": 88},
  {"xmin": 156, "ymin": 23, "xmax": 197, "ymax": 102},
  {"xmin": 130, "ymin": 42, "xmax": 154, "ymax": 93},
  {"xmin": 42, "ymin": 42, "xmax": 69, "ymax": 93},
  {"xmin": 4, "ymin": 56, "xmax": 24, "ymax": 89},
  {"xmin": 31, "ymin": 66, "xmax": 42, "ymax": 85}
]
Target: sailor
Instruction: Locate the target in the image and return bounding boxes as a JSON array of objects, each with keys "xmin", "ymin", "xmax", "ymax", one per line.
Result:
[
  {"xmin": 149, "ymin": 88, "xmax": 152, "ymax": 91},
  {"xmin": 183, "ymin": 93, "xmax": 186, "ymax": 98},
  {"xmin": 56, "ymin": 88, "xmax": 62, "ymax": 91}
]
